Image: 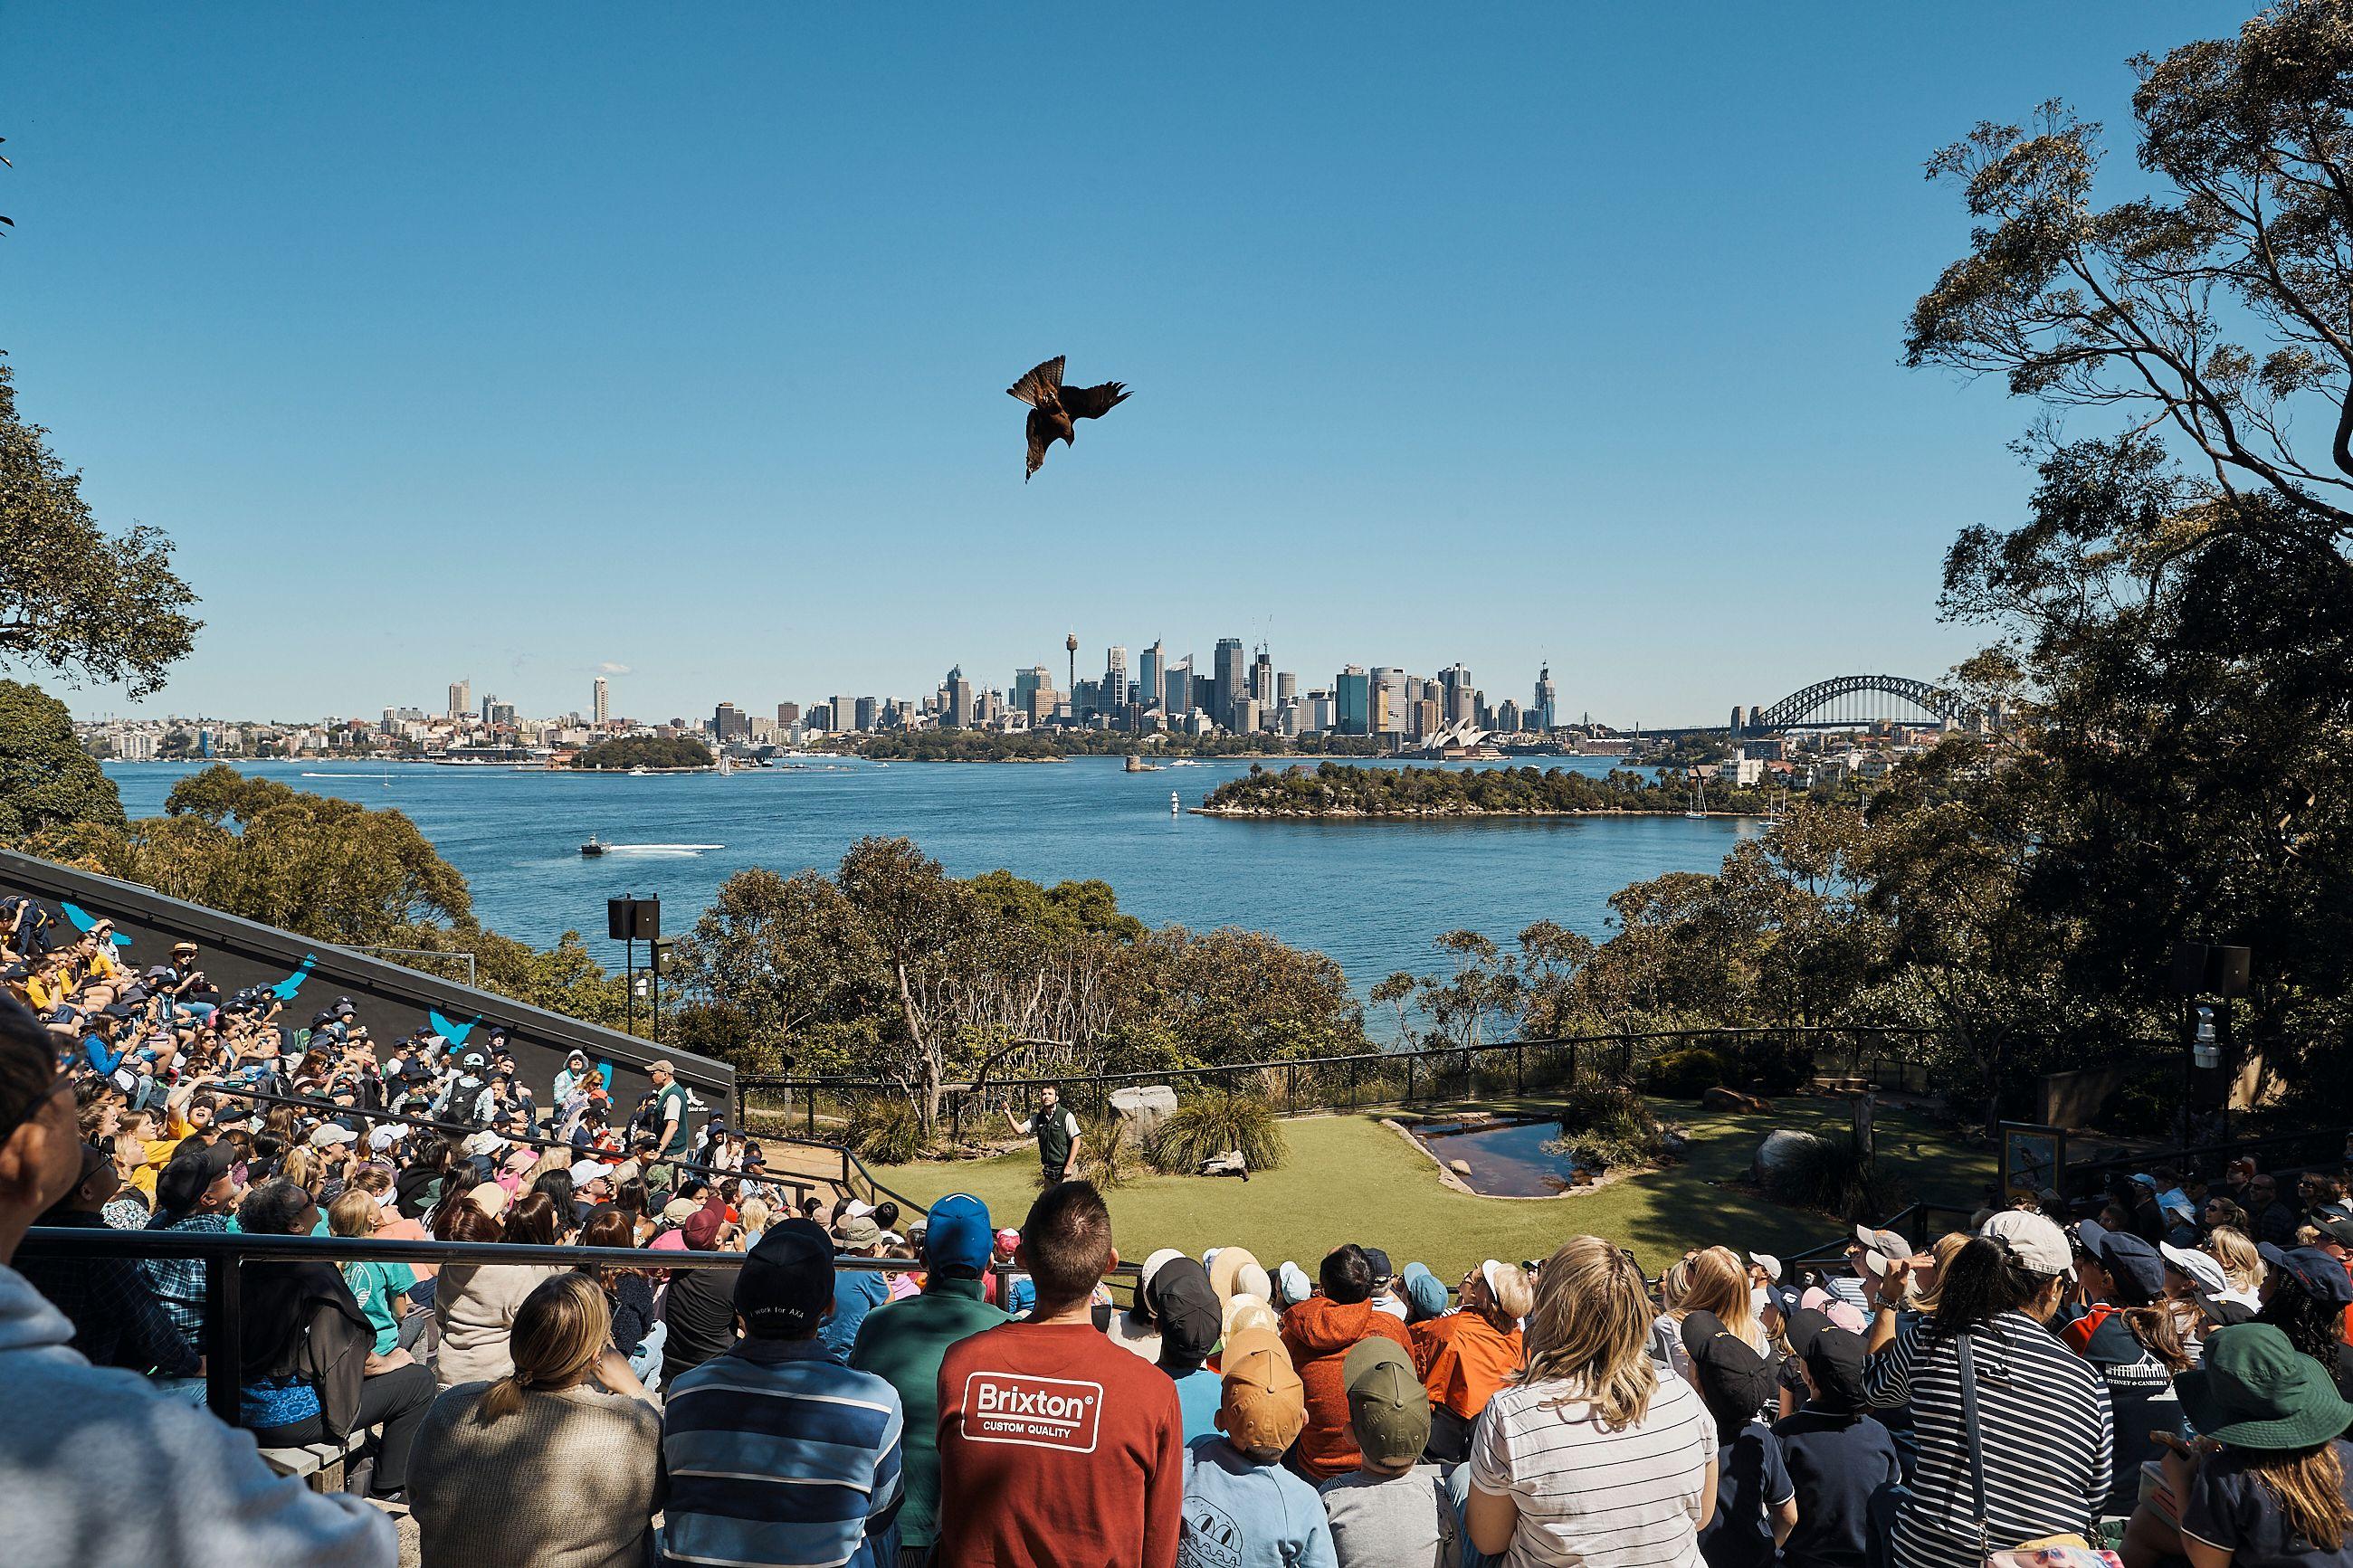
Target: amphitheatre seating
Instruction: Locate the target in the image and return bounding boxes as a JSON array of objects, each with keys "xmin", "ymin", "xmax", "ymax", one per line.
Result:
[{"xmin": 257, "ymin": 1429, "xmax": 371, "ymax": 1492}]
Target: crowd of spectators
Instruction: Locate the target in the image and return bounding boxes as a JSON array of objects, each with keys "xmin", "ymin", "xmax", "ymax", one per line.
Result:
[{"xmin": 14, "ymin": 895, "xmax": 2353, "ymax": 1565}]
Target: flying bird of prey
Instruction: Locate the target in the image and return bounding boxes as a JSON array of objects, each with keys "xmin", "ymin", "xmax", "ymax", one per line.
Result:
[{"xmin": 1007, "ymin": 355, "xmax": 1129, "ymax": 480}]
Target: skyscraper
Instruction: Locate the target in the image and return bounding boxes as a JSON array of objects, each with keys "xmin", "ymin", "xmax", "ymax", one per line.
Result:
[
  {"xmin": 1335, "ymin": 667, "xmax": 1370, "ymax": 736},
  {"xmin": 448, "ymin": 679, "xmax": 471, "ymax": 720},
  {"xmin": 776, "ymin": 701, "xmax": 801, "ymax": 727},
  {"xmin": 1533, "ymin": 665, "xmax": 1558, "ymax": 733},
  {"xmin": 1139, "ymin": 641, "xmax": 1166, "ymax": 714},
  {"xmin": 1164, "ymin": 660, "xmax": 1193, "ymax": 717},
  {"xmin": 1440, "ymin": 664, "xmax": 1476, "ymax": 726},
  {"xmin": 1370, "ymin": 668, "xmax": 1408, "ymax": 737},
  {"xmin": 592, "ymin": 677, "xmax": 610, "ymax": 726},
  {"xmin": 1275, "ymin": 670, "xmax": 1297, "ymax": 706},
  {"xmin": 1214, "ymin": 638, "xmax": 1248, "ymax": 730},
  {"xmin": 715, "ymin": 702, "xmax": 747, "ymax": 740},
  {"xmin": 1104, "ymin": 646, "xmax": 1129, "ymax": 714},
  {"xmin": 942, "ymin": 670, "xmax": 975, "ymax": 729},
  {"xmin": 1251, "ymin": 649, "xmax": 1274, "ymax": 710}
]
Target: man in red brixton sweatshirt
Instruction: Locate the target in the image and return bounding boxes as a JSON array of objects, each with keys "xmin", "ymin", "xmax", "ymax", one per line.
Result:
[
  {"xmin": 1281, "ymin": 1243, "xmax": 1415, "ymax": 1480},
  {"xmin": 936, "ymin": 1181, "xmax": 1184, "ymax": 1568}
]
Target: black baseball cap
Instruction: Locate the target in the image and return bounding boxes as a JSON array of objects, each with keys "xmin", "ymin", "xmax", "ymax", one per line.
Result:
[
  {"xmin": 1681, "ymin": 1309, "xmax": 1778, "ymax": 1430},
  {"xmin": 1786, "ymin": 1307, "xmax": 1869, "ymax": 1410},
  {"xmin": 735, "ymin": 1219, "xmax": 834, "ymax": 1337}
]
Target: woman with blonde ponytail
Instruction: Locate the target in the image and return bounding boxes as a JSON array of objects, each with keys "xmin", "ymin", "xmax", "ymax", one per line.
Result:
[
  {"xmin": 408, "ymin": 1272, "xmax": 662, "ymax": 1568},
  {"xmin": 1465, "ymin": 1235, "xmax": 1720, "ymax": 1563}
]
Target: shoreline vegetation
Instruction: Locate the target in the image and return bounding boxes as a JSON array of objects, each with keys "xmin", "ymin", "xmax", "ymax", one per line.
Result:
[
  {"xmin": 843, "ymin": 730, "xmax": 1603, "ymax": 765},
  {"xmin": 1196, "ymin": 761, "xmax": 1748, "ymax": 820},
  {"xmin": 570, "ymin": 736, "xmax": 715, "ymax": 772}
]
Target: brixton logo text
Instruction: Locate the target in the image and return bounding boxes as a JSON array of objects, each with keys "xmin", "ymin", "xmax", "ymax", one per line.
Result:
[{"xmin": 961, "ymin": 1372, "xmax": 1103, "ymax": 1453}]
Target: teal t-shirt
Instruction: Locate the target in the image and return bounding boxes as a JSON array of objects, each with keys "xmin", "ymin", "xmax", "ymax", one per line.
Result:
[
  {"xmin": 658, "ymin": 1081, "xmax": 691, "ymax": 1156},
  {"xmin": 341, "ymin": 1259, "xmax": 417, "ymax": 1355}
]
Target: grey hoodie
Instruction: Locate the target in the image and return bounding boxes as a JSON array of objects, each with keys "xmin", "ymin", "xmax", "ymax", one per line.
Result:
[{"xmin": 0, "ymin": 1263, "xmax": 395, "ymax": 1567}]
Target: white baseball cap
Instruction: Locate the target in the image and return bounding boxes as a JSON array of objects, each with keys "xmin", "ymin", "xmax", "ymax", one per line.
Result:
[
  {"xmin": 1979, "ymin": 1209, "xmax": 2074, "ymax": 1277},
  {"xmin": 309, "ymin": 1124, "xmax": 356, "ymax": 1148},
  {"xmin": 1747, "ymin": 1251, "xmax": 1783, "ymax": 1282},
  {"xmin": 2159, "ymin": 1240, "xmax": 2229, "ymax": 1296},
  {"xmin": 569, "ymin": 1159, "xmax": 609, "ymax": 1186}
]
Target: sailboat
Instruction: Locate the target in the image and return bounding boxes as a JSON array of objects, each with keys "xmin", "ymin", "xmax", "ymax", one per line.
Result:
[{"xmin": 1685, "ymin": 782, "xmax": 1706, "ymax": 819}]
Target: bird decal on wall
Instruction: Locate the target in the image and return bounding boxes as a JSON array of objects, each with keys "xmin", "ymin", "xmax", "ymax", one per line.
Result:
[
  {"xmin": 1007, "ymin": 355, "xmax": 1129, "ymax": 481},
  {"xmin": 269, "ymin": 955, "xmax": 317, "ymax": 1001}
]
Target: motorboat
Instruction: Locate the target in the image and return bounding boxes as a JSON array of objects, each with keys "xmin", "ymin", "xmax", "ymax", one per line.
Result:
[{"xmin": 580, "ymin": 836, "xmax": 607, "ymax": 857}]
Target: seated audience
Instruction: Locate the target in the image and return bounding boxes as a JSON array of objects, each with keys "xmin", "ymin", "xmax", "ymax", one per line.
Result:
[
  {"xmin": 409, "ymin": 1271, "xmax": 662, "ymax": 1568},
  {"xmin": 1465, "ymin": 1235, "xmax": 1720, "ymax": 1563},
  {"xmin": 938, "ymin": 1182, "xmax": 1184, "ymax": 1567},
  {"xmin": 662, "ymin": 1218, "xmax": 906, "ymax": 1568},
  {"xmin": 1177, "ymin": 1325, "xmax": 1334, "ymax": 1567},
  {"xmin": 847, "ymin": 1192, "xmax": 1010, "ymax": 1561},
  {"xmin": 1285, "ymin": 1243, "xmax": 1417, "ymax": 1481},
  {"xmin": 1319, "ymin": 1337, "xmax": 1462, "ymax": 1568}
]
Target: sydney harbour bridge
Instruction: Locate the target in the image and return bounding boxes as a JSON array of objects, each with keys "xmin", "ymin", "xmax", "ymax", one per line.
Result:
[{"xmin": 1727, "ymin": 673, "xmax": 1981, "ymax": 735}]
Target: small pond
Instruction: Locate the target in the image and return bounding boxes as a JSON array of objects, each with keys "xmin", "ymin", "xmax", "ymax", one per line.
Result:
[{"xmin": 1415, "ymin": 1117, "xmax": 1592, "ymax": 1197}]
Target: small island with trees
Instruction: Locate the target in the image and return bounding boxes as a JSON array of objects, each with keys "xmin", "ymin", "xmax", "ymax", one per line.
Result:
[
  {"xmin": 570, "ymin": 736, "xmax": 715, "ymax": 771},
  {"xmin": 1196, "ymin": 761, "xmax": 1746, "ymax": 819},
  {"xmin": 848, "ymin": 730, "xmax": 1397, "ymax": 764}
]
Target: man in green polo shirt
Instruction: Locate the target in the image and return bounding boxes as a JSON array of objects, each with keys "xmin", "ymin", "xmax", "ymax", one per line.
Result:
[
  {"xmin": 649, "ymin": 1059, "xmax": 691, "ymax": 1188},
  {"xmin": 1007, "ymin": 1085, "xmax": 1081, "ymax": 1184},
  {"xmin": 849, "ymin": 1193, "xmax": 1007, "ymax": 1558}
]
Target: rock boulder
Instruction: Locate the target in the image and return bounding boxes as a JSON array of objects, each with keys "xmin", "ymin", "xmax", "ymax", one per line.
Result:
[
  {"xmin": 1754, "ymin": 1128, "xmax": 1830, "ymax": 1195},
  {"xmin": 1110, "ymin": 1085, "xmax": 1179, "ymax": 1142}
]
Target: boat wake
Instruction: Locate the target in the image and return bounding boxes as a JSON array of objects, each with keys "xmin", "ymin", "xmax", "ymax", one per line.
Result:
[{"xmin": 601, "ymin": 842, "xmax": 725, "ymax": 856}]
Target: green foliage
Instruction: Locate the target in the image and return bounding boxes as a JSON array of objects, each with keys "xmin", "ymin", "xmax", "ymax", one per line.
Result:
[
  {"xmin": 0, "ymin": 679, "xmax": 124, "ymax": 841},
  {"xmin": 1144, "ymin": 1093, "xmax": 1288, "ymax": 1174},
  {"xmin": 843, "ymin": 1097, "xmax": 925, "ymax": 1164},
  {"xmin": 1547, "ymin": 1081, "xmax": 1672, "ymax": 1172},
  {"xmin": 0, "ymin": 362, "xmax": 201, "ymax": 698},
  {"xmin": 1074, "ymin": 1117, "xmax": 1144, "ymax": 1190},
  {"xmin": 1645, "ymin": 1048, "xmax": 1729, "ymax": 1098},
  {"xmin": 572, "ymin": 735, "xmax": 713, "ymax": 770},
  {"xmin": 847, "ymin": 731, "xmax": 1392, "ymax": 763},
  {"xmin": 672, "ymin": 840, "xmax": 1370, "ymax": 1141},
  {"xmin": 1200, "ymin": 762, "xmax": 1739, "ymax": 818},
  {"xmin": 1764, "ymin": 1133, "xmax": 1911, "ymax": 1225}
]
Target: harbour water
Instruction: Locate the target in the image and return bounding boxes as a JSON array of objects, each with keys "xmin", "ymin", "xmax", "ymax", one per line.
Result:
[{"xmin": 105, "ymin": 756, "xmax": 1759, "ymax": 1007}]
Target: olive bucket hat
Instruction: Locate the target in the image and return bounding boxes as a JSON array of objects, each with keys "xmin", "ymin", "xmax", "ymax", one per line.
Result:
[{"xmin": 2176, "ymin": 1324, "xmax": 2353, "ymax": 1450}]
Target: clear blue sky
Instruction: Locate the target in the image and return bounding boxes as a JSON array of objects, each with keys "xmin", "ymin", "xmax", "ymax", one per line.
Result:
[{"xmin": 5, "ymin": 3, "xmax": 2242, "ymax": 727}]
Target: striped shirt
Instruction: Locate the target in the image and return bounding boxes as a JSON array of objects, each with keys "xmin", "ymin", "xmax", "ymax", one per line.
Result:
[
  {"xmin": 1862, "ymin": 1309, "xmax": 2112, "ymax": 1568},
  {"xmin": 661, "ymin": 1336, "xmax": 905, "ymax": 1568},
  {"xmin": 1468, "ymin": 1367, "xmax": 1718, "ymax": 1567}
]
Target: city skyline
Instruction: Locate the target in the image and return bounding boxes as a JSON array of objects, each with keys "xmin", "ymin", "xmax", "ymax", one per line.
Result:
[{"xmin": 11, "ymin": 5, "xmax": 2226, "ymax": 725}]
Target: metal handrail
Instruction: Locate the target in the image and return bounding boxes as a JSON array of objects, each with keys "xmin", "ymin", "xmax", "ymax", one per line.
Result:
[
  {"xmin": 740, "ymin": 1025, "xmax": 1938, "ymax": 1098},
  {"xmin": 17, "ymin": 1226, "xmax": 1139, "ymax": 1424}
]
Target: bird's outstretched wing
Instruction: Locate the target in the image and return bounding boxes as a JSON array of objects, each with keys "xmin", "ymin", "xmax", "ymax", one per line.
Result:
[
  {"xmin": 1062, "ymin": 380, "xmax": 1129, "ymax": 420},
  {"xmin": 1007, "ymin": 356, "xmax": 1066, "ymax": 406}
]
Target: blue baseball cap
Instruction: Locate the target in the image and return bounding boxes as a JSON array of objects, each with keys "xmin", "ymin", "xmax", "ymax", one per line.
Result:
[
  {"xmin": 2260, "ymin": 1243, "xmax": 2353, "ymax": 1309},
  {"xmin": 922, "ymin": 1193, "xmax": 993, "ymax": 1278}
]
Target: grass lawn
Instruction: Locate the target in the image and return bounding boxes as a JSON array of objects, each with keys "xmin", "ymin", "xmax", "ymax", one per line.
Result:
[{"xmin": 874, "ymin": 1096, "xmax": 1988, "ymax": 1283}]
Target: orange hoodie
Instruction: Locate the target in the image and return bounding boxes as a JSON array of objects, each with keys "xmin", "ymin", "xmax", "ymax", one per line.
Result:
[{"xmin": 1281, "ymin": 1296, "xmax": 1415, "ymax": 1479}]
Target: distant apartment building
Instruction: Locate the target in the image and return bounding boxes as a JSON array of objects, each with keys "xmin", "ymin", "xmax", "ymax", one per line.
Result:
[
  {"xmin": 1306, "ymin": 689, "xmax": 1336, "ymax": 733},
  {"xmin": 854, "ymin": 697, "xmax": 880, "ymax": 732},
  {"xmin": 776, "ymin": 701, "xmax": 801, "ymax": 727},
  {"xmin": 1495, "ymin": 698, "xmax": 1523, "ymax": 734},
  {"xmin": 593, "ymin": 678, "xmax": 610, "ymax": 726},
  {"xmin": 941, "ymin": 670, "xmax": 976, "ymax": 729},
  {"xmin": 448, "ymin": 679, "xmax": 471, "ymax": 720}
]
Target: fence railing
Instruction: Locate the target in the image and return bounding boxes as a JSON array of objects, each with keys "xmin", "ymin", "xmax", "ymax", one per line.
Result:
[
  {"xmin": 14, "ymin": 1227, "xmax": 1129, "ymax": 1426},
  {"xmin": 737, "ymin": 1025, "xmax": 1939, "ymax": 1145}
]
